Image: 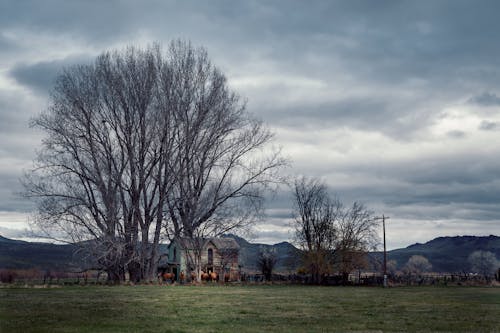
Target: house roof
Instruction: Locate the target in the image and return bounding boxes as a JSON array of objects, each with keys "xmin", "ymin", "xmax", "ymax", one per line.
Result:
[
  {"xmin": 172, "ymin": 237, "xmax": 240, "ymax": 250},
  {"xmin": 210, "ymin": 238, "xmax": 239, "ymax": 250},
  {"xmin": 175, "ymin": 237, "xmax": 204, "ymax": 250}
]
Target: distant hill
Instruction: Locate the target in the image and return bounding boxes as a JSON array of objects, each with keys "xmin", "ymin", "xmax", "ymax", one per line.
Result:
[
  {"xmin": 0, "ymin": 233, "xmax": 301, "ymax": 273},
  {"xmin": 386, "ymin": 235, "xmax": 500, "ymax": 273},
  {"xmin": 225, "ymin": 234, "xmax": 301, "ymax": 273},
  {"xmin": 0, "ymin": 235, "xmax": 27, "ymax": 244},
  {"xmin": 1, "ymin": 234, "xmax": 498, "ymax": 273},
  {"xmin": 0, "ymin": 236, "xmax": 84, "ymax": 271}
]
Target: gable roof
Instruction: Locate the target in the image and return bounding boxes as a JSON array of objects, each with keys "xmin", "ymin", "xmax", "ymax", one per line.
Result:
[
  {"xmin": 169, "ymin": 237, "xmax": 202, "ymax": 250},
  {"xmin": 172, "ymin": 237, "xmax": 239, "ymax": 250},
  {"xmin": 210, "ymin": 238, "xmax": 239, "ymax": 250}
]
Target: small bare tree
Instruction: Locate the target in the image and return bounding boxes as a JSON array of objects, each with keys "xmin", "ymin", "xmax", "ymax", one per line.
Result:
[
  {"xmin": 403, "ymin": 255, "xmax": 432, "ymax": 277},
  {"xmin": 218, "ymin": 246, "xmax": 239, "ymax": 282},
  {"xmin": 257, "ymin": 247, "xmax": 278, "ymax": 281},
  {"xmin": 292, "ymin": 177, "xmax": 379, "ymax": 284},
  {"xmin": 386, "ymin": 259, "xmax": 398, "ymax": 276},
  {"xmin": 333, "ymin": 202, "xmax": 379, "ymax": 283},
  {"xmin": 292, "ymin": 177, "xmax": 338, "ymax": 284},
  {"xmin": 468, "ymin": 251, "xmax": 498, "ymax": 278}
]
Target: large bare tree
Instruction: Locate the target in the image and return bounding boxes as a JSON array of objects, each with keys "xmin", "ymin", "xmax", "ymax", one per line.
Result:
[
  {"xmin": 161, "ymin": 41, "xmax": 286, "ymax": 281},
  {"xmin": 23, "ymin": 40, "xmax": 284, "ymax": 283},
  {"xmin": 23, "ymin": 46, "xmax": 172, "ymax": 283}
]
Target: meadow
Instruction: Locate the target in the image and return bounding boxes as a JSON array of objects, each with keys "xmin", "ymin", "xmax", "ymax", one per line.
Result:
[{"xmin": 1, "ymin": 284, "xmax": 499, "ymax": 332}]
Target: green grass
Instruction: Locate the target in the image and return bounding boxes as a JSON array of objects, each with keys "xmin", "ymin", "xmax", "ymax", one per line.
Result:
[{"xmin": 1, "ymin": 285, "xmax": 499, "ymax": 332}]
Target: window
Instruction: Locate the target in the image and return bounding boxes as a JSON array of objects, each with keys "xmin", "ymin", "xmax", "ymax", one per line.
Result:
[
  {"xmin": 208, "ymin": 248, "xmax": 213, "ymax": 266},
  {"xmin": 173, "ymin": 247, "xmax": 177, "ymax": 261}
]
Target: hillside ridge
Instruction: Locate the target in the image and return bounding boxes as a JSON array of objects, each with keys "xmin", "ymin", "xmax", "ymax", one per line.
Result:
[
  {"xmin": 1, "ymin": 234, "xmax": 498, "ymax": 273},
  {"xmin": 386, "ymin": 235, "xmax": 500, "ymax": 272}
]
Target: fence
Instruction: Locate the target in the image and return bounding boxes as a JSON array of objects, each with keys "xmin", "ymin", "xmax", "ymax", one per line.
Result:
[{"xmin": 2, "ymin": 268, "xmax": 498, "ymax": 286}]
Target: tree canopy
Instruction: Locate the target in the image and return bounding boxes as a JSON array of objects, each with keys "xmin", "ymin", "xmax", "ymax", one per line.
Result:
[{"xmin": 23, "ymin": 40, "xmax": 285, "ymax": 283}]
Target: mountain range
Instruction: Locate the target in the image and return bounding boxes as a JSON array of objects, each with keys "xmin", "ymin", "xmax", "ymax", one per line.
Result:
[
  {"xmin": 383, "ymin": 235, "xmax": 500, "ymax": 273},
  {"xmin": 1, "ymin": 234, "xmax": 499, "ymax": 273}
]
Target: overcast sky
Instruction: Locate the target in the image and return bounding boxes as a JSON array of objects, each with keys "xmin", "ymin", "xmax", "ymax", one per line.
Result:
[{"xmin": 1, "ymin": 0, "xmax": 500, "ymax": 249}]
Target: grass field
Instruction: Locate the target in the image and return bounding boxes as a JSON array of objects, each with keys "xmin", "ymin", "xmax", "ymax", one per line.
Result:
[{"xmin": 1, "ymin": 285, "xmax": 499, "ymax": 333}]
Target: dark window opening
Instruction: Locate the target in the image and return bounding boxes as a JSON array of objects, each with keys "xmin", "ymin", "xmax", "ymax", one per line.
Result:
[{"xmin": 208, "ymin": 248, "xmax": 213, "ymax": 266}]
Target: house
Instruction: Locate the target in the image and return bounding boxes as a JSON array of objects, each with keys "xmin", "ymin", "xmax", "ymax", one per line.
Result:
[{"xmin": 162, "ymin": 237, "xmax": 240, "ymax": 282}]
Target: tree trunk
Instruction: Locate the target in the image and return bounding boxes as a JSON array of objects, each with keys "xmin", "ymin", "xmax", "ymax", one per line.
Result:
[
  {"xmin": 107, "ymin": 266, "xmax": 125, "ymax": 284},
  {"xmin": 342, "ymin": 272, "xmax": 349, "ymax": 285}
]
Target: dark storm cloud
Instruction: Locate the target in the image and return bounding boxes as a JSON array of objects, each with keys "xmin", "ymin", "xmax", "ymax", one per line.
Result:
[
  {"xmin": 324, "ymin": 150, "xmax": 500, "ymax": 222},
  {"xmin": 4, "ymin": 1, "xmax": 500, "ymax": 113},
  {"xmin": 239, "ymin": 0, "xmax": 500, "ymax": 85},
  {"xmin": 10, "ymin": 61, "xmax": 61, "ymax": 95},
  {"xmin": 270, "ymin": 147, "xmax": 500, "ymax": 219},
  {"xmin": 9, "ymin": 55, "xmax": 92, "ymax": 94},
  {"xmin": 0, "ymin": 1, "xmax": 143, "ymax": 46},
  {"xmin": 211, "ymin": 1, "xmax": 500, "ymax": 138}
]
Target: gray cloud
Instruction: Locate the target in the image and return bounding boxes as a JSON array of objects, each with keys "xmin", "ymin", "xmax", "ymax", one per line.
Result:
[
  {"xmin": 0, "ymin": 1, "xmax": 142, "ymax": 47},
  {"xmin": 479, "ymin": 120, "xmax": 499, "ymax": 131},
  {"xmin": 9, "ymin": 56, "xmax": 91, "ymax": 94},
  {"xmin": 468, "ymin": 92, "xmax": 500, "ymax": 107},
  {"xmin": 2, "ymin": 0, "xmax": 500, "ymax": 245},
  {"xmin": 0, "ymin": 93, "xmax": 28, "ymax": 132},
  {"xmin": 259, "ymin": 99, "xmax": 437, "ymax": 140},
  {"xmin": 0, "ymin": 34, "xmax": 19, "ymax": 54},
  {"xmin": 0, "ymin": 176, "xmax": 35, "ymax": 212},
  {"xmin": 0, "ymin": 226, "xmax": 30, "ymax": 239},
  {"xmin": 446, "ymin": 130, "xmax": 466, "ymax": 139},
  {"xmin": 335, "ymin": 156, "xmax": 500, "ymax": 198},
  {"xmin": 251, "ymin": 229, "xmax": 292, "ymax": 245}
]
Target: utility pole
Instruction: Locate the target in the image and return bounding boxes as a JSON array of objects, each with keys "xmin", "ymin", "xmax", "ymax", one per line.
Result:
[{"xmin": 375, "ymin": 215, "xmax": 390, "ymax": 287}]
